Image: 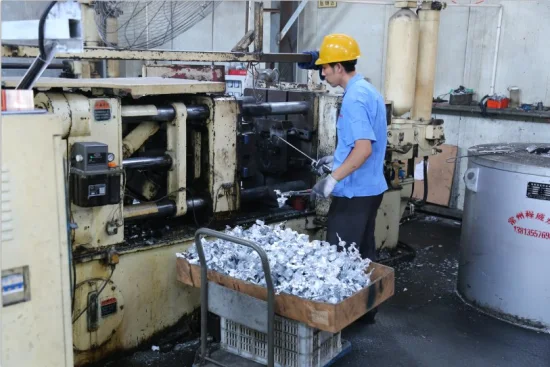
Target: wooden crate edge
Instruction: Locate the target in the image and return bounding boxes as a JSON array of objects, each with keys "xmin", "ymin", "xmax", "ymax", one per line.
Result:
[{"xmin": 175, "ymin": 257, "xmax": 395, "ymax": 333}]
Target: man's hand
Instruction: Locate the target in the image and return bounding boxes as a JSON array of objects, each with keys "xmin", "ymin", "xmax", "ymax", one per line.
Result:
[
  {"xmin": 310, "ymin": 174, "xmax": 338, "ymax": 200},
  {"xmin": 312, "ymin": 155, "xmax": 334, "ymax": 176},
  {"xmin": 297, "ymin": 51, "xmax": 320, "ymax": 70}
]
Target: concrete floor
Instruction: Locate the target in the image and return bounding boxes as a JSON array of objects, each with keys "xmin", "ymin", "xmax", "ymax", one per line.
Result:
[{"xmin": 101, "ymin": 216, "xmax": 550, "ymax": 367}]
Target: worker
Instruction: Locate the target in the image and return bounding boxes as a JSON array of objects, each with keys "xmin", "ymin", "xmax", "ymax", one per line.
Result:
[{"xmin": 299, "ymin": 34, "xmax": 388, "ymax": 322}]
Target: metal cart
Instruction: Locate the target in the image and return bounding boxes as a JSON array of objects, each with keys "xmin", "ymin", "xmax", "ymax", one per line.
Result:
[{"xmin": 193, "ymin": 228, "xmax": 276, "ymax": 367}]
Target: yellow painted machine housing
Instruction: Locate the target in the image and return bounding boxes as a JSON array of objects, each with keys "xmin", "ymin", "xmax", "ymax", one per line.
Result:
[
  {"xmin": 1, "ymin": 112, "xmax": 73, "ymax": 367},
  {"xmin": 1, "ymin": 76, "xmax": 238, "ymax": 365}
]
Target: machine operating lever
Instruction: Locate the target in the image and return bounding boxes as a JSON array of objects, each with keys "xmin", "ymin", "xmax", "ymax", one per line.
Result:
[{"xmin": 273, "ymin": 135, "xmax": 332, "ymax": 174}]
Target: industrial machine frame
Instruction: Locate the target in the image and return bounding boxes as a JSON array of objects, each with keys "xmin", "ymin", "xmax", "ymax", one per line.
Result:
[{"xmin": 1, "ymin": 1, "xmax": 446, "ymax": 366}]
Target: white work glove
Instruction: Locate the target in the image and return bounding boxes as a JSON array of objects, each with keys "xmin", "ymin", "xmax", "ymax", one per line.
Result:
[
  {"xmin": 310, "ymin": 174, "xmax": 338, "ymax": 200},
  {"xmin": 312, "ymin": 155, "xmax": 334, "ymax": 176}
]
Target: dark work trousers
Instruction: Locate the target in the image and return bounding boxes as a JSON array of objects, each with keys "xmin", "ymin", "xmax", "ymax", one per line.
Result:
[
  {"xmin": 326, "ymin": 194, "xmax": 384, "ymax": 323},
  {"xmin": 326, "ymin": 194, "xmax": 384, "ymax": 260}
]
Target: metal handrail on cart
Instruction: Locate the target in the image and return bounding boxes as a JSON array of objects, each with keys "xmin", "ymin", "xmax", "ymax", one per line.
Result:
[{"xmin": 194, "ymin": 228, "xmax": 275, "ymax": 367}]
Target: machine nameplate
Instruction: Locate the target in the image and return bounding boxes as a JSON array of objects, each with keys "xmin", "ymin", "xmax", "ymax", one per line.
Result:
[
  {"xmin": 526, "ymin": 182, "xmax": 550, "ymax": 201},
  {"xmin": 88, "ymin": 184, "xmax": 106, "ymax": 198},
  {"xmin": 101, "ymin": 297, "xmax": 118, "ymax": 317},
  {"xmin": 94, "ymin": 100, "xmax": 111, "ymax": 121},
  {"xmin": 88, "ymin": 152, "xmax": 107, "ymax": 165}
]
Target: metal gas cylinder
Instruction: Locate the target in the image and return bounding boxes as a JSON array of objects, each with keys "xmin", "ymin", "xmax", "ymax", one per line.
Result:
[
  {"xmin": 384, "ymin": 8, "xmax": 419, "ymax": 117},
  {"xmin": 458, "ymin": 143, "xmax": 550, "ymax": 333}
]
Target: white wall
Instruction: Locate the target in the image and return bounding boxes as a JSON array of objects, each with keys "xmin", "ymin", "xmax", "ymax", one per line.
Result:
[
  {"xmin": 297, "ymin": 0, "xmax": 550, "ymax": 105},
  {"xmin": 122, "ymin": 1, "xmax": 272, "ymax": 77},
  {"xmin": 298, "ymin": 0, "xmax": 550, "ymax": 210}
]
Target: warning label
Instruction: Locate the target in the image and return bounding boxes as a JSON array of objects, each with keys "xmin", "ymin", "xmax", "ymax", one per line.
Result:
[{"xmin": 94, "ymin": 100, "xmax": 111, "ymax": 121}]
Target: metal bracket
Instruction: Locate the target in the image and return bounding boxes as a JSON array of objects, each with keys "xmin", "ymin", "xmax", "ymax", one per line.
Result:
[
  {"xmin": 254, "ymin": 2, "xmax": 264, "ymax": 52},
  {"xmin": 464, "ymin": 168, "xmax": 479, "ymax": 193},
  {"xmin": 277, "ymin": 0, "xmax": 308, "ymax": 45},
  {"xmin": 231, "ymin": 30, "xmax": 255, "ymax": 52}
]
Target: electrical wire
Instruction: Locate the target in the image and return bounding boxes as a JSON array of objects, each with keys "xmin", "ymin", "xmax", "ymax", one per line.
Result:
[
  {"xmin": 184, "ymin": 188, "xmax": 201, "ymax": 228},
  {"xmin": 64, "ymin": 139, "xmax": 78, "ymax": 313},
  {"xmin": 38, "ymin": 1, "xmax": 57, "ymax": 58},
  {"xmin": 153, "ymin": 187, "xmax": 186, "ymax": 203}
]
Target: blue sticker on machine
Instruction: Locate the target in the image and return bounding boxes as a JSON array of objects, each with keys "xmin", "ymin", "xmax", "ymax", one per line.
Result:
[{"xmin": 2, "ymin": 274, "xmax": 24, "ymax": 296}]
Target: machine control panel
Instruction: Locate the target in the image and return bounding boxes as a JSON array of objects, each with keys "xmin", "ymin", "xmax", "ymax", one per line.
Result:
[
  {"xmin": 71, "ymin": 142, "xmax": 109, "ymax": 171},
  {"xmin": 70, "ymin": 142, "xmax": 122, "ymax": 208}
]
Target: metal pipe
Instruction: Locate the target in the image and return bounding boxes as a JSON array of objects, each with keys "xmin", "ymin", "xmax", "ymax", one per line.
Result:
[
  {"xmin": 122, "ymin": 121, "xmax": 161, "ymax": 158},
  {"xmin": 121, "ymin": 105, "xmax": 209, "ymax": 123},
  {"xmin": 187, "ymin": 197, "xmax": 207, "ymax": 211},
  {"xmin": 489, "ymin": 5, "xmax": 504, "ymax": 95},
  {"xmin": 447, "ymin": 3, "xmax": 502, "ymax": 8},
  {"xmin": 121, "ymin": 102, "xmax": 308, "ymax": 123},
  {"xmin": 241, "ymin": 101, "xmax": 310, "ymax": 116},
  {"xmin": 278, "ymin": 0, "xmax": 308, "ymax": 44},
  {"xmin": 123, "ymin": 155, "xmax": 172, "ymax": 170},
  {"xmin": 123, "ymin": 198, "xmax": 206, "ymax": 221},
  {"xmin": 245, "ymin": 0, "xmax": 250, "ymax": 33},
  {"xmin": 238, "ymin": 96, "xmax": 256, "ymax": 105},
  {"xmin": 194, "ymin": 228, "xmax": 275, "ymax": 367},
  {"xmin": 254, "ymin": 2, "xmax": 264, "ymax": 52},
  {"xmin": 1, "ymin": 62, "xmax": 65, "ymax": 69},
  {"xmin": 241, "ymin": 180, "xmax": 308, "ymax": 203},
  {"xmin": 99, "ymin": 60, "xmax": 108, "ymax": 78},
  {"xmin": 123, "ymin": 181, "xmax": 306, "ymax": 220},
  {"xmin": 16, "ymin": 45, "xmax": 56, "ymax": 90},
  {"xmin": 123, "ymin": 200, "xmax": 177, "ymax": 220}
]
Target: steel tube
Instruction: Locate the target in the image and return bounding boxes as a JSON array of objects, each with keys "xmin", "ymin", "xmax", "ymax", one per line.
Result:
[
  {"xmin": 238, "ymin": 96, "xmax": 256, "ymax": 105},
  {"xmin": 121, "ymin": 102, "xmax": 307, "ymax": 123},
  {"xmin": 241, "ymin": 180, "xmax": 308, "ymax": 203},
  {"xmin": 16, "ymin": 45, "xmax": 56, "ymax": 90},
  {"xmin": 241, "ymin": 101, "xmax": 310, "ymax": 116},
  {"xmin": 254, "ymin": 2, "xmax": 264, "ymax": 52},
  {"xmin": 2, "ymin": 62, "xmax": 65, "ymax": 69},
  {"xmin": 123, "ymin": 198, "xmax": 206, "ymax": 221},
  {"xmin": 123, "ymin": 200, "xmax": 176, "ymax": 220},
  {"xmin": 122, "ymin": 155, "xmax": 172, "ymax": 170},
  {"xmin": 122, "ymin": 121, "xmax": 160, "ymax": 158},
  {"xmin": 194, "ymin": 228, "xmax": 275, "ymax": 367},
  {"xmin": 121, "ymin": 104, "xmax": 209, "ymax": 123}
]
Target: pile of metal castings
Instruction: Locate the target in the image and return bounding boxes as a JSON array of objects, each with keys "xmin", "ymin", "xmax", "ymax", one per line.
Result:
[{"xmin": 178, "ymin": 221, "xmax": 372, "ymax": 303}]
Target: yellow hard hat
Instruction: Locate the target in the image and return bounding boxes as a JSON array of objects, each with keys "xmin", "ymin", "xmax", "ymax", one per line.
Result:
[{"xmin": 315, "ymin": 34, "xmax": 361, "ymax": 65}]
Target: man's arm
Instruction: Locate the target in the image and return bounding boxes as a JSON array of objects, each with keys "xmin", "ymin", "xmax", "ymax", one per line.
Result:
[{"xmin": 331, "ymin": 139, "xmax": 372, "ymax": 181}]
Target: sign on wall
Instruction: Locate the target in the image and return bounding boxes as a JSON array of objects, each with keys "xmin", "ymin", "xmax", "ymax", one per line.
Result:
[{"xmin": 318, "ymin": 1, "xmax": 337, "ymax": 8}]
